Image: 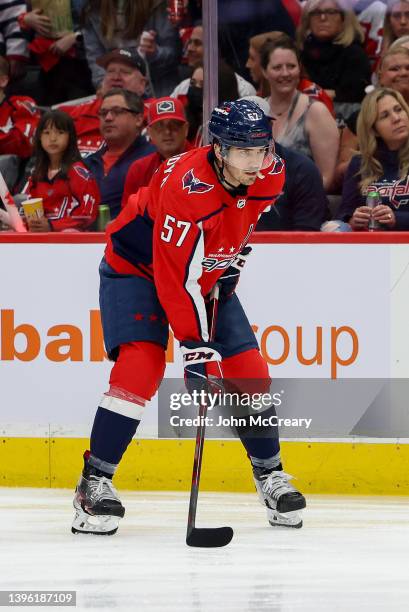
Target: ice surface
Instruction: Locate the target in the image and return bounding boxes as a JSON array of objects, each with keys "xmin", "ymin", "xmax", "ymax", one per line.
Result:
[{"xmin": 1, "ymin": 489, "xmax": 408, "ymax": 611}]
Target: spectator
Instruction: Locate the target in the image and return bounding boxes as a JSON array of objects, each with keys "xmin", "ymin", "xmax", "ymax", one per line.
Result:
[
  {"xmin": 298, "ymin": 0, "xmax": 371, "ymax": 118},
  {"xmin": 0, "ymin": 55, "xmax": 40, "ymax": 188},
  {"xmin": 244, "ymin": 96, "xmax": 328, "ymax": 231},
  {"xmin": 248, "ymin": 32, "xmax": 335, "ymax": 113},
  {"xmin": 0, "ymin": 0, "xmax": 28, "ymax": 81},
  {"xmin": 58, "ymin": 48, "xmax": 150, "ymax": 157},
  {"xmin": 21, "ymin": 109, "xmax": 99, "ymax": 232},
  {"xmin": 170, "ymin": 25, "xmax": 256, "ymax": 98},
  {"xmin": 379, "ymin": 45, "xmax": 409, "ymax": 102},
  {"xmin": 85, "ymin": 88, "xmax": 155, "ymax": 220},
  {"xmin": 382, "ymin": 0, "xmax": 409, "ymax": 53},
  {"xmin": 182, "ymin": 59, "xmax": 240, "ymax": 146},
  {"xmin": 338, "ymin": 87, "xmax": 409, "ymax": 230},
  {"xmin": 218, "ymin": 0, "xmax": 302, "ymax": 74},
  {"xmin": 261, "ymin": 36, "xmax": 339, "ymax": 191},
  {"xmin": 81, "ymin": 0, "xmax": 182, "ymax": 97},
  {"xmin": 0, "ymin": 56, "xmax": 39, "ymax": 158},
  {"xmin": 335, "ymin": 44, "xmax": 409, "ymax": 188},
  {"xmin": 18, "ymin": 1, "xmax": 94, "ymax": 106},
  {"xmin": 122, "ymin": 96, "xmax": 190, "ymax": 205}
]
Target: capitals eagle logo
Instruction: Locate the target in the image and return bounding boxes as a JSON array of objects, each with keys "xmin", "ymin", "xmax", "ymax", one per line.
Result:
[{"xmin": 182, "ymin": 169, "xmax": 214, "ymax": 194}]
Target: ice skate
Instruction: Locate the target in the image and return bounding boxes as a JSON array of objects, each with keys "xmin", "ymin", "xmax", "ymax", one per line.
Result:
[
  {"xmin": 71, "ymin": 452, "xmax": 125, "ymax": 535},
  {"xmin": 253, "ymin": 467, "xmax": 306, "ymax": 529}
]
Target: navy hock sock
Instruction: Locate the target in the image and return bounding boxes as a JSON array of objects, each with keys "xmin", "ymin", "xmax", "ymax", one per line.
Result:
[{"xmin": 90, "ymin": 406, "xmax": 140, "ymax": 466}]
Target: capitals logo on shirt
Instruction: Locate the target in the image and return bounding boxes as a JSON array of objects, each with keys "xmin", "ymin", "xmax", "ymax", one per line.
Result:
[
  {"xmin": 73, "ymin": 164, "xmax": 92, "ymax": 181},
  {"xmin": 182, "ymin": 169, "xmax": 214, "ymax": 194},
  {"xmin": 268, "ymin": 155, "xmax": 284, "ymax": 176}
]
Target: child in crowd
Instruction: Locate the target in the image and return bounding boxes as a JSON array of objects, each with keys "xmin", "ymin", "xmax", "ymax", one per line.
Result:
[{"xmin": 22, "ymin": 110, "xmax": 100, "ymax": 232}]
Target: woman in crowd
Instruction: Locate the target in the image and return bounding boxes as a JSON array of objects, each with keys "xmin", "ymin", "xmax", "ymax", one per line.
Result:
[
  {"xmin": 338, "ymin": 87, "xmax": 409, "ymax": 230},
  {"xmin": 298, "ymin": 0, "xmax": 371, "ymax": 114},
  {"xmin": 382, "ymin": 0, "xmax": 409, "ymax": 54},
  {"xmin": 19, "ymin": 1, "xmax": 94, "ymax": 105},
  {"xmin": 81, "ymin": 0, "xmax": 181, "ymax": 97},
  {"xmin": 261, "ymin": 36, "xmax": 339, "ymax": 191},
  {"xmin": 22, "ymin": 110, "xmax": 100, "ymax": 232},
  {"xmin": 246, "ymin": 30, "xmax": 334, "ymax": 114},
  {"xmin": 334, "ymin": 45, "xmax": 409, "ymax": 189}
]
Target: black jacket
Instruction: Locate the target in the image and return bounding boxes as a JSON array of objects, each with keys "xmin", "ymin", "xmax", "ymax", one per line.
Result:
[{"xmin": 301, "ymin": 35, "xmax": 371, "ymax": 103}]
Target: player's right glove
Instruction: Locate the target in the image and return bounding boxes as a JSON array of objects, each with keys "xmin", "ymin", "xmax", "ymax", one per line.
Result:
[
  {"xmin": 218, "ymin": 246, "xmax": 252, "ymax": 301},
  {"xmin": 180, "ymin": 341, "xmax": 223, "ymax": 396}
]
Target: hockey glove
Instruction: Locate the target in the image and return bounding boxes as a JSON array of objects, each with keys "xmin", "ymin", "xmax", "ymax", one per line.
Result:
[
  {"xmin": 218, "ymin": 246, "xmax": 252, "ymax": 301},
  {"xmin": 181, "ymin": 341, "xmax": 223, "ymax": 396}
]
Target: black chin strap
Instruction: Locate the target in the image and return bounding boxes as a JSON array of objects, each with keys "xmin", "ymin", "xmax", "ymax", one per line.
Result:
[{"xmin": 215, "ymin": 159, "xmax": 248, "ymax": 196}]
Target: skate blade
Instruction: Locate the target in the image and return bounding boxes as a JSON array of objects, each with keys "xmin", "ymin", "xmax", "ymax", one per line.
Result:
[
  {"xmin": 267, "ymin": 509, "xmax": 303, "ymax": 529},
  {"xmin": 71, "ymin": 508, "xmax": 120, "ymax": 536}
]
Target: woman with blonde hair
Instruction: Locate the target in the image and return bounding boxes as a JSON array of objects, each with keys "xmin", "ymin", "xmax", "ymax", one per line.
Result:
[
  {"xmin": 298, "ymin": 0, "xmax": 371, "ymax": 108},
  {"xmin": 338, "ymin": 87, "xmax": 409, "ymax": 230}
]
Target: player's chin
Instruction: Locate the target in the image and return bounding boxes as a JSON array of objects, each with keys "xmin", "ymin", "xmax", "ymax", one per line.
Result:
[{"xmin": 241, "ymin": 172, "xmax": 258, "ymax": 184}]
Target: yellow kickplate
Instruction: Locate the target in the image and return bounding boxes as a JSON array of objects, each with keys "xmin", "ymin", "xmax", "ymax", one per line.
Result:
[{"xmin": 1, "ymin": 438, "xmax": 409, "ymax": 495}]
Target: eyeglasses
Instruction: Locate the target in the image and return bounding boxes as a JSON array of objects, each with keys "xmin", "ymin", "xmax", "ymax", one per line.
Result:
[
  {"xmin": 309, "ymin": 8, "xmax": 343, "ymax": 18},
  {"xmin": 391, "ymin": 11, "xmax": 409, "ymax": 20},
  {"xmin": 98, "ymin": 106, "xmax": 140, "ymax": 119}
]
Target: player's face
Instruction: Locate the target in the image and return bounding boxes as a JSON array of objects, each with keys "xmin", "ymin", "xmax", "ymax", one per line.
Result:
[
  {"xmin": 40, "ymin": 123, "xmax": 69, "ymax": 159},
  {"xmin": 102, "ymin": 61, "xmax": 146, "ymax": 96},
  {"xmin": 263, "ymin": 48, "xmax": 300, "ymax": 95},
  {"xmin": 148, "ymin": 119, "xmax": 188, "ymax": 157},
  {"xmin": 222, "ymin": 146, "xmax": 271, "ymax": 186},
  {"xmin": 374, "ymin": 94, "xmax": 409, "ymax": 150},
  {"xmin": 379, "ymin": 53, "xmax": 409, "ymax": 98}
]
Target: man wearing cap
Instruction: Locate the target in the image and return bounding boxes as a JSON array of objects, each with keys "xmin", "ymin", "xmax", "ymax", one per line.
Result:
[
  {"xmin": 122, "ymin": 97, "xmax": 191, "ymax": 206},
  {"xmin": 85, "ymin": 88, "xmax": 155, "ymax": 221},
  {"xmin": 58, "ymin": 49, "xmax": 151, "ymax": 157}
]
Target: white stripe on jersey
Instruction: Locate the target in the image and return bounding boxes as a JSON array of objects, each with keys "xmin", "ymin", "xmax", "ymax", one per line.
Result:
[{"xmin": 184, "ymin": 221, "xmax": 209, "ymax": 342}]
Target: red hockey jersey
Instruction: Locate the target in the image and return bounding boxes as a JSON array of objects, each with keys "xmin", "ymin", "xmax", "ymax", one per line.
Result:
[
  {"xmin": 23, "ymin": 162, "xmax": 100, "ymax": 231},
  {"xmin": 106, "ymin": 146, "xmax": 285, "ymax": 343},
  {"xmin": 0, "ymin": 95, "xmax": 40, "ymax": 158}
]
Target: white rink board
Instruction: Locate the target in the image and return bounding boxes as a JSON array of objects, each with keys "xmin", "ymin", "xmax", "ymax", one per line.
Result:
[{"xmin": 0, "ymin": 241, "xmax": 403, "ymax": 437}]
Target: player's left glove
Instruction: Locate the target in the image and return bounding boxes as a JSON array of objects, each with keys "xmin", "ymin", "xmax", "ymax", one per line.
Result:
[
  {"xmin": 218, "ymin": 246, "xmax": 252, "ymax": 301},
  {"xmin": 180, "ymin": 341, "xmax": 223, "ymax": 396}
]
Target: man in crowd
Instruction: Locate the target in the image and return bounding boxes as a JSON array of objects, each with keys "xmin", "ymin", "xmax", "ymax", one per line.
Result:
[
  {"xmin": 59, "ymin": 49, "xmax": 150, "ymax": 157},
  {"xmin": 170, "ymin": 25, "xmax": 256, "ymax": 98},
  {"xmin": 85, "ymin": 88, "xmax": 155, "ymax": 220},
  {"xmin": 122, "ymin": 96, "xmax": 191, "ymax": 206}
]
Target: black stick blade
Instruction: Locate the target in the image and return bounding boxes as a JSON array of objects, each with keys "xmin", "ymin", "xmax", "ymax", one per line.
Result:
[{"xmin": 186, "ymin": 526, "xmax": 233, "ymax": 548}]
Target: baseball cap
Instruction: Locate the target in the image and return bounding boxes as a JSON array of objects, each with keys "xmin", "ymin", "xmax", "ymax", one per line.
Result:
[
  {"xmin": 97, "ymin": 48, "xmax": 147, "ymax": 76},
  {"xmin": 147, "ymin": 97, "xmax": 187, "ymax": 126}
]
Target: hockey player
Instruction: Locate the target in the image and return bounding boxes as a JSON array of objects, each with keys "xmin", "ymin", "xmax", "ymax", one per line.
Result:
[{"xmin": 71, "ymin": 99, "xmax": 306, "ymax": 536}]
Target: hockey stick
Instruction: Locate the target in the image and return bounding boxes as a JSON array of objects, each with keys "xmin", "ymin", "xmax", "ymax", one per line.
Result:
[
  {"xmin": 186, "ymin": 283, "xmax": 234, "ymax": 548},
  {"xmin": 0, "ymin": 170, "xmax": 27, "ymax": 232}
]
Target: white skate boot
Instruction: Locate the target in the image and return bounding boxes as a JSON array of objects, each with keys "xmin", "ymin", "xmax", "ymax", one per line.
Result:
[
  {"xmin": 71, "ymin": 452, "xmax": 125, "ymax": 535},
  {"xmin": 253, "ymin": 467, "xmax": 306, "ymax": 529}
]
